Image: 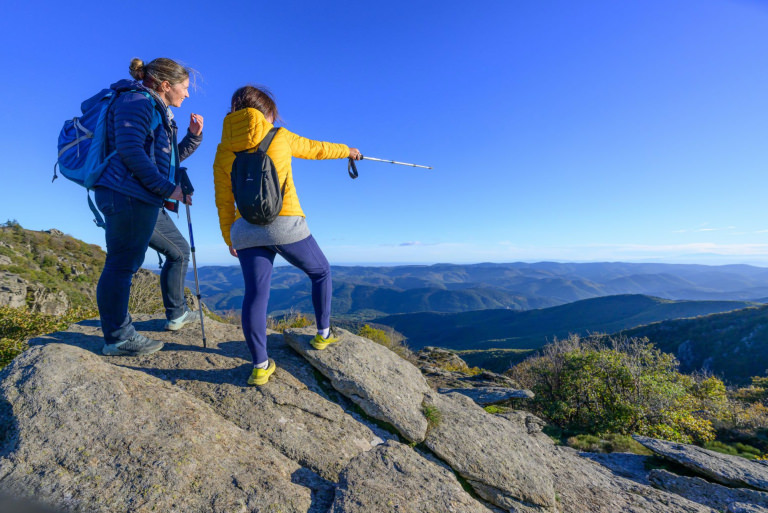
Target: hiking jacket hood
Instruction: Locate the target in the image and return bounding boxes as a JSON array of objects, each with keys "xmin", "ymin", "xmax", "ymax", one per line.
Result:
[
  {"xmin": 94, "ymin": 79, "xmax": 202, "ymax": 206},
  {"xmin": 213, "ymin": 108, "xmax": 349, "ymax": 246}
]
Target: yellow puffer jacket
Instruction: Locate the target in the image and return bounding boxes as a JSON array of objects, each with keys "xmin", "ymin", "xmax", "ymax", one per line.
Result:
[{"xmin": 213, "ymin": 108, "xmax": 350, "ymax": 246}]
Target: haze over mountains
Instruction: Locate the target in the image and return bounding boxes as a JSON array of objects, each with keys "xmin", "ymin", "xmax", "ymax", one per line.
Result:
[{"xmin": 191, "ymin": 261, "xmax": 768, "ymax": 317}]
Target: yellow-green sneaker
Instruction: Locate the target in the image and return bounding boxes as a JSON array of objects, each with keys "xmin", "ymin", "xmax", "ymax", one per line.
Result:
[
  {"xmin": 311, "ymin": 331, "xmax": 340, "ymax": 350},
  {"xmin": 247, "ymin": 359, "xmax": 276, "ymax": 386}
]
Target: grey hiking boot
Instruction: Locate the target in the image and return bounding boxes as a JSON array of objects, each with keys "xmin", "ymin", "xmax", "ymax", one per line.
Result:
[
  {"xmin": 102, "ymin": 332, "xmax": 164, "ymax": 356},
  {"xmin": 164, "ymin": 309, "xmax": 201, "ymax": 331}
]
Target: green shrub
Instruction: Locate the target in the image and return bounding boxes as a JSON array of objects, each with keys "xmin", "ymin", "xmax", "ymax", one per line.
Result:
[
  {"xmin": 483, "ymin": 404, "xmax": 509, "ymax": 415},
  {"xmin": 509, "ymin": 334, "xmax": 724, "ymax": 444},
  {"xmin": 703, "ymin": 440, "xmax": 763, "ymax": 459},
  {"xmin": 357, "ymin": 324, "xmax": 412, "ymax": 360},
  {"xmin": 423, "ymin": 404, "xmax": 442, "ymax": 430},
  {"xmin": 567, "ymin": 433, "xmax": 652, "ymax": 455},
  {"xmin": 267, "ymin": 311, "xmax": 313, "ymax": 333},
  {"xmin": 0, "ymin": 306, "xmax": 97, "ymax": 368}
]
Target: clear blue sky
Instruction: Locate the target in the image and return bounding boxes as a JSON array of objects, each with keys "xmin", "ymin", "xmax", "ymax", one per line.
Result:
[{"xmin": 2, "ymin": 0, "xmax": 768, "ymax": 266}]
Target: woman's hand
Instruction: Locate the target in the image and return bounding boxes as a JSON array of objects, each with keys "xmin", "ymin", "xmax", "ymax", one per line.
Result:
[
  {"xmin": 229, "ymin": 246, "xmax": 238, "ymax": 258},
  {"xmin": 349, "ymin": 147, "xmax": 362, "ymax": 160},
  {"xmin": 189, "ymin": 114, "xmax": 204, "ymax": 136},
  {"xmin": 169, "ymin": 185, "xmax": 193, "ymax": 205}
]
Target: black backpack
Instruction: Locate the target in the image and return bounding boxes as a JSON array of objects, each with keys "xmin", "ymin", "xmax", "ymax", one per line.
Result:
[{"xmin": 231, "ymin": 127, "xmax": 284, "ymax": 225}]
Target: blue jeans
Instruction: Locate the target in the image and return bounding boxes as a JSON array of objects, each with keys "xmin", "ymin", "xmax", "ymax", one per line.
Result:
[
  {"xmin": 149, "ymin": 209, "xmax": 190, "ymax": 321},
  {"xmin": 95, "ymin": 188, "xmax": 159, "ymax": 343},
  {"xmin": 238, "ymin": 235, "xmax": 331, "ymax": 365}
]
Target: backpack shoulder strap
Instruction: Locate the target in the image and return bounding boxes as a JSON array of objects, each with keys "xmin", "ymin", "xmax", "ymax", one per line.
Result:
[{"xmin": 257, "ymin": 127, "xmax": 280, "ymax": 153}]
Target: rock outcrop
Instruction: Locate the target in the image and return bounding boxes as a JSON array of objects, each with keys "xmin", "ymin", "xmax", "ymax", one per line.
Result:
[
  {"xmin": 649, "ymin": 469, "xmax": 768, "ymax": 512},
  {"xmin": 0, "ymin": 271, "xmax": 26, "ymax": 309},
  {"xmin": 284, "ymin": 328, "xmax": 432, "ymax": 443},
  {"xmin": 0, "ymin": 343, "xmax": 312, "ymax": 512},
  {"xmin": 0, "ymin": 271, "xmax": 71, "ymax": 315},
  {"xmin": 0, "ymin": 315, "xmax": 723, "ymax": 512},
  {"xmin": 635, "ymin": 435, "xmax": 768, "ymax": 491},
  {"xmin": 330, "ymin": 440, "xmax": 493, "ymax": 513}
]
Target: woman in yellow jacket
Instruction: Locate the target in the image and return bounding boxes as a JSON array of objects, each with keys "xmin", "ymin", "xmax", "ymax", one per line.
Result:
[{"xmin": 213, "ymin": 85, "xmax": 361, "ymax": 386}]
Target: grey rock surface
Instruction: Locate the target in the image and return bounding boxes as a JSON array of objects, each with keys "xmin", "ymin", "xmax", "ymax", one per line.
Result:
[
  {"xmin": 330, "ymin": 440, "xmax": 494, "ymax": 513},
  {"xmin": 496, "ymin": 410, "xmax": 549, "ymax": 438},
  {"xmin": 284, "ymin": 327, "xmax": 431, "ymax": 442},
  {"xmin": 635, "ymin": 435, "xmax": 768, "ymax": 491},
  {"xmin": 649, "ymin": 469, "xmax": 768, "ymax": 512},
  {"xmin": 543, "ymin": 445, "xmax": 716, "ymax": 513},
  {"xmin": 437, "ymin": 386, "xmax": 533, "ymax": 404},
  {"xmin": 0, "ymin": 343, "xmax": 312, "ymax": 512},
  {"xmin": 0, "ymin": 271, "xmax": 26, "ymax": 308},
  {"xmin": 31, "ymin": 317, "xmax": 383, "ymax": 483},
  {"xmin": 422, "ymin": 391, "xmax": 557, "ymax": 511}
]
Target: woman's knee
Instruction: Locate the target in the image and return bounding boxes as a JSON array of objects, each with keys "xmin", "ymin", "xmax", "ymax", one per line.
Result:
[
  {"xmin": 163, "ymin": 240, "xmax": 190, "ymax": 263},
  {"xmin": 306, "ymin": 262, "xmax": 331, "ymax": 282}
]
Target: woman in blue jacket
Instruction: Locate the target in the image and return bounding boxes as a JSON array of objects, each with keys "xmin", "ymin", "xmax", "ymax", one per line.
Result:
[{"xmin": 94, "ymin": 57, "xmax": 203, "ymax": 356}]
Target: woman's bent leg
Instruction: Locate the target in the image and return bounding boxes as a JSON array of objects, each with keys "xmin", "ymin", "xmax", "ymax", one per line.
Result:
[
  {"xmin": 238, "ymin": 246, "xmax": 276, "ymax": 365},
  {"xmin": 275, "ymin": 235, "xmax": 331, "ymax": 331},
  {"xmin": 148, "ymin": 209, "xmax": 190, "ymax": 321},
  {"xmin": 95, "ymin": 189, "xmax": 159, "ymax": 343}
]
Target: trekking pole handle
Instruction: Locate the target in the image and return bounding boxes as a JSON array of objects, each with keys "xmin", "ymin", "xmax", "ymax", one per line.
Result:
[{"xmin": 179, "ymin": 167, "xmax": 195, "ymax": 202}]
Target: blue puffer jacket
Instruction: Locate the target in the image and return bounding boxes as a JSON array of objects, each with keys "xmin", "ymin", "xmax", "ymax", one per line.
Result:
[{"xmin": 94, "ymin": 79, "xmax": 202, "ymax": 206}]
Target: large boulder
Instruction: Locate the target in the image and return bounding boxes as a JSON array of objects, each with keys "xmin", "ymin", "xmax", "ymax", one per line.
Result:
[
  {"xmin": 635, "ymin": 435, "xmax": 768, "ymax": 491},
  {"xmin": 423, "ymin": 391, "xmax": 557, "ymax": 511},
  {"xmin": 32, "ymin": 317, "xmax": 385, "ymax": 483},
  {"xmin": 283, "ymin": 328, "xmax": 431, "ymax": 442},
  {"xmin": 0, "ymin": 343, "xmax": 312, "ymax": 512},
  {"xmin": 330, "ymin": 440, "xmax": 493, "ymax": 513}
]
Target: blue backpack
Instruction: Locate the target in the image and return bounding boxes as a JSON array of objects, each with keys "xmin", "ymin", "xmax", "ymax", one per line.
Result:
[{"xmin": 54, "ymin": 88, "xmax": 159, "ymax": 227}]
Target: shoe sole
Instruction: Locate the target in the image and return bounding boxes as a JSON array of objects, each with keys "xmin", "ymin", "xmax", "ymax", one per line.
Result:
[{"xmin": 102, "ymin": 341, "xmax": 164, "ymax": 356}]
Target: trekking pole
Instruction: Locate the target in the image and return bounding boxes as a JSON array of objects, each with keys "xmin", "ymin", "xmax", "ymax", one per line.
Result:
[
  {"xmin": 347, "ymin": 155, "xmax": 432, "ymax": 178},
  {"xmin": 179, "ymin": 167, "xmax": 207, "ymax": 348}
]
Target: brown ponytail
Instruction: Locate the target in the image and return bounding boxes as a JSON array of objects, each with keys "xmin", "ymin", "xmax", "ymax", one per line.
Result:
[{"xmin": 129, "ymin": 57, "xmax": 191, "ymax": 91}]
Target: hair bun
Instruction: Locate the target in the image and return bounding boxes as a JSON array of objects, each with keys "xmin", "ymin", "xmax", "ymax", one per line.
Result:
[{"xmin": 129, "ymin": 58, "xmax": 145, "ymax": 80}]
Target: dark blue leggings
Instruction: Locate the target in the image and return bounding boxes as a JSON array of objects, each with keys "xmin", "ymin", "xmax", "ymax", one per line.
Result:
[{"xmin": 237, "ymin": 235, "xmax": 331, "ymax": 365}]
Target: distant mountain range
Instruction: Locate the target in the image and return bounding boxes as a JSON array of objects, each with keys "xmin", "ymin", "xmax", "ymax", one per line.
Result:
[
  {"xmin": 371, "ymin": 294, "xmax": 757, "ymax": 351},
  {"xmin": 190, "ymin": 261, "xmax": 768, "ymax": 317}
]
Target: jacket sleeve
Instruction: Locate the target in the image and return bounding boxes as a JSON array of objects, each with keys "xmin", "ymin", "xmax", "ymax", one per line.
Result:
[
  {"xmin": 282, "ymin": 129, "xmax": 350, "ymax": 160},
  {"xmin": 178, "ymin": 129, "xmax": 203, "ymax": 162},
  {"xmin": 113, "ymin": 93, "xmax": 176, "ymax": 199},
  {"xmin": 213, "ymin": 144, "xmax": 237, "ymax": 247}
]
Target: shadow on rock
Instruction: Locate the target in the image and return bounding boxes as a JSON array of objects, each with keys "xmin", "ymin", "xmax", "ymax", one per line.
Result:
[
  {"xmin": 119, "ymin": 362, "xmax": 254, "ymax": 387},
  {"xmin": 291, "ymin": 468, "xmax": 336, "ymax": 513}
]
